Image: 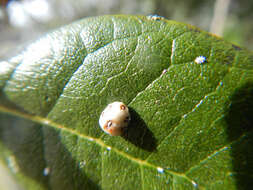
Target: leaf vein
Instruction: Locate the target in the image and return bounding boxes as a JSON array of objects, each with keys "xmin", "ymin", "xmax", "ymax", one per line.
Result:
[
  {"xmin": 185, "ymin": 132, "xmax": 249, "ymax": 175},
  {"xmin": 0, "ymin": 105, "xmax": 194, "ymax": 185},
  {"xmin": 145, "ymin": 70, "xmax": 230, "ymax": 161}
]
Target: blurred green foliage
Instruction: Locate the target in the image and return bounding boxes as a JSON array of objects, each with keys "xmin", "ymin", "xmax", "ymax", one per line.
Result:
[{"xmin": 0, "ymin": 0, "xmax": 252, "ymax": 59}]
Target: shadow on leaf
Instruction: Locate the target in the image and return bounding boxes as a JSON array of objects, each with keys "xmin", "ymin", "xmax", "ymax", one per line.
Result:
[
  {"xmin": 0, "ymin": 115, "xmax": 51, "ymax": 189},
  {"xmin": 122, "ymin": 107, "xmax": 157, "ymax": 152},
  {"xmin": 225, "ymin": 82, "xmax": 253, "ymax": 190},
  {"xmin": 0, "ymin": 115, "xmax": 101, "ymax": 190},
  {"xmin": 43, "ymin": 127, "xmax": 101, "ymax": 190}
]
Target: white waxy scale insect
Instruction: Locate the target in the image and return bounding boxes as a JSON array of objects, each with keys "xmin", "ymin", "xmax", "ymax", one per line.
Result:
[
  {"xmin": 194, "ymin": 56, "xmax": 206, "ymax": 64},
  {"xmin": 99, "ymin": 102, "xmax": 130, "ymax": 136}
]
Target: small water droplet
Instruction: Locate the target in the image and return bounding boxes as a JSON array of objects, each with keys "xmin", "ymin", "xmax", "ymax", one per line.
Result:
[
  {"xmin": 157, "ymin": 167, "xmax": 164, "ymax": 173},
  {"xmin": 107, "ymin": 146, "xmax": 111, "ymax": 151},
  {"xmin": 43, "ymin": 119, "xmax": 50, "ymax": 125},
  {"xmin": 192, "ymin": 180, "xmax": 198, "ymax": 188},
  {"xmin": 43, "ymin": 167, "xmax": 50, "ymax": 176},
  {"xmin": 196, "ymin": 100, "xmax": 203, "ymax": 108},
  {"xmin": 7, "ymin": 156, "xmax": 19, "ymax": 173},
  {"xmin": 155, "ymin": 100, "xmax": 160, "ymax": 104},
  {"xmin": 162, "ymin": 69, "xmax": 167, "ymax": 75},
  {"xmin": 147, "ymin": 14, "xmax": 164, "ymax": 21},
  {"xmin": 88, "ymin": 138, "xmax": 94, "ymax": 141},
  {"xmin": 79, "ymin": 161, "xmax": 86, "ymax": 168},
  {"xmin": 194, "ymin": 56, "xmax": 206, "ymax": 64}
]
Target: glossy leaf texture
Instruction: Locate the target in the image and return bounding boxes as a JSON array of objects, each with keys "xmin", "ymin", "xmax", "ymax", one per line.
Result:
[{"xmin": 0, "ymin": 15, "xmax": 253, "ymax": 190}]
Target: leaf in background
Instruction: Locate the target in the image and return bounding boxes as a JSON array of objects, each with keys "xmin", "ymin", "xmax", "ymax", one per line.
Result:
[{"xmin": 0, "ymin": 15, "xmax": 253, "ymax": 190}]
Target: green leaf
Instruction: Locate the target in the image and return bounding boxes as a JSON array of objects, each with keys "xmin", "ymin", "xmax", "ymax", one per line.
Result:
[{"xmin": 0, "ymin": 15, "xmax": 253, "ymax": 190}]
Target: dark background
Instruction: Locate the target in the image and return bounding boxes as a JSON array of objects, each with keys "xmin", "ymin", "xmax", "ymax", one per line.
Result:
[{"xmin": 0, "ymin": 0, "xmax": 253, "ymax": 59}]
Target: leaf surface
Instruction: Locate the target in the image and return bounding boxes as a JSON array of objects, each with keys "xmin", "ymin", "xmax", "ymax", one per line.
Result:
[{"xmin": 0, "ymin": 15, "xmax": 253, "ymax": 190}]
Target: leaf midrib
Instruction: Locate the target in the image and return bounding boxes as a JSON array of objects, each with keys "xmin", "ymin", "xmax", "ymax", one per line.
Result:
[
  {"xmin": 2, "ymin": 97, "xmax": 251, "ymax": 190},
  {"xmin": 0, "ymin": 105, "xmax": 195, "ymax": 185}
]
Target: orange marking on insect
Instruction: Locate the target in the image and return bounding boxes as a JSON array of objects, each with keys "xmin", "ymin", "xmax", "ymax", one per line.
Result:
[
  {"xmin": 120, "ymin": 104, "xmax": 126, "ymax": 110},
  {"xmin": 99, "ymin": 102, "xmax": 130, "ymax": 136}
]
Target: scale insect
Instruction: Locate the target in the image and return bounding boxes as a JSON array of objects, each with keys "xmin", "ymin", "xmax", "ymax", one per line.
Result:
[{"xmin": 99, "ymin": 102, "xmax": 130, "ymax": 136}]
